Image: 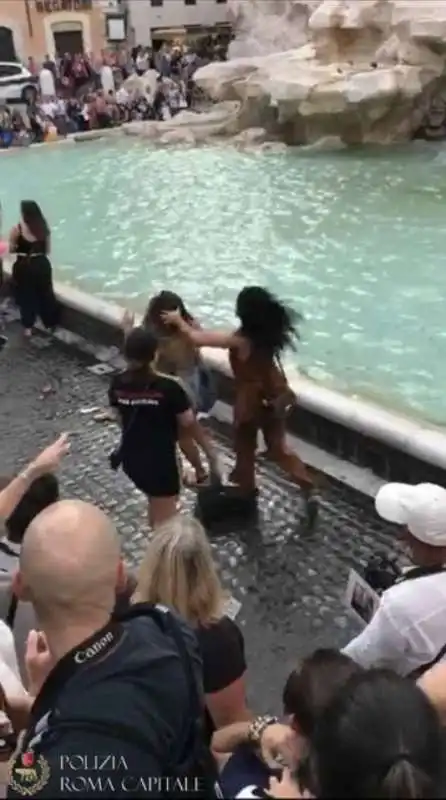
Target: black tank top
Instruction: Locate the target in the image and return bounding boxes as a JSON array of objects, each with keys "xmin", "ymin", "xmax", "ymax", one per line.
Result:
[{"xmin": 15, "ymin": 226, "xmax": 47, "ymax": 256}]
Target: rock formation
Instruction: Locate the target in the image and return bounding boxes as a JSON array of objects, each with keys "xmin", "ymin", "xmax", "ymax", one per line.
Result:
[
  {"xmin": 122, "ymin": 102, "xmax": 242, "ymax": 144},
  {"xmin": 194, "ymin": 0, "xmax": 446, "ymax": 145},
  {"xmin": 227, "ymin": 0, "xmax": 320, "ymax": 58}
]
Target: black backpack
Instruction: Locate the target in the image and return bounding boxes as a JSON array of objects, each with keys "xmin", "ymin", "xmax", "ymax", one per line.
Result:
[{"xmin": 120, "ymin": 604, "xmax": 223, "ymax": 798}]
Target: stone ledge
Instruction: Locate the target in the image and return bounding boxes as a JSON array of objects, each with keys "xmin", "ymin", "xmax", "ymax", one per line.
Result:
[
  {"xmin": 0, "ymin": 127, "xmax": 122, "ymax": 157},
  {"xmin": 3, "ymin": 264, "xmax": 446, "ymax": 482}
]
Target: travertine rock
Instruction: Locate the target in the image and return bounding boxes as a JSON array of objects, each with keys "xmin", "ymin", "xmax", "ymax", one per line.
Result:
[
  {"xmin": 194, "ymin": 0, "xmax": 446, "ymax": 144},
  {"xmin": 122, "ymin": 121, "xmax": 160, "ymax": 139},
  {"xmin": 227, "ymin": 0, "xmax": 320, "ymax": 58},
  {"xmin": 158, "ymin": 129, "xmax": 197, "ymax": 146},
  {"xmin": 122, "ymin": 102, "xmax": 242, "ymax": 145},
  {"xmin": 231, "ymin": 127, "xmax": 269, "ymax": 146},
  {"xmin": 259, "ymin": 141, "xmax": 289, "ymax": 153}
]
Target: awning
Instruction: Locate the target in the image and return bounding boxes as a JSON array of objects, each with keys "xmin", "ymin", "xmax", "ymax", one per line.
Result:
[{"xmin": 151, "ymin": 27, "xmax": 187, "ymax": 39}]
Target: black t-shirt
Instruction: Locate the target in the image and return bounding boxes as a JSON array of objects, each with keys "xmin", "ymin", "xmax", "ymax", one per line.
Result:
[
  {"xmin": 196, "ymin": 616, "xmax": 246, "ymax": 739},
  {"xmin": 108, "ymin": 369, "xmax": 190, "ymax": 466}
]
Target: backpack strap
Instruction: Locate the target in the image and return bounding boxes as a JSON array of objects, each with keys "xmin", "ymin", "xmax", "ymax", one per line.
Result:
[
  {"xmin": 396, "ymin": 564, "xmax": 446, "ymax": 584},
  {"xmin": 123, "ymin": 604, "xmax": 221, "ymax": 796},
  {"xmin": 122, "ymin": 603, "xmax": 207, "ymax": 758},
  {"xmin": 409, "ymin": 641, "xmax": 446, "ymax": 680}
]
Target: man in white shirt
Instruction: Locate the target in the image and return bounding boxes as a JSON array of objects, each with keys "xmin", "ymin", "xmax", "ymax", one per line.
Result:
[
  {"xmin": 343, "ymin": 482, "xmax": 446, "ymax": 677},
  {"xmin": 38, "ymin": 67, "xmax": 55, "ymax": 98}
]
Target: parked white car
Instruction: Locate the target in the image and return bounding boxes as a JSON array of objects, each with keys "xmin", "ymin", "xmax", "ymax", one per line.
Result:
[{"xmin": 0, "ymin": 62, "xmax": 38, "ymax": 105}]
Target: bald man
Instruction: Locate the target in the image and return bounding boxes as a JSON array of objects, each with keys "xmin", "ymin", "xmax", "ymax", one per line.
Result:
[{"xmin": 7, "ymin": 500, "xmax": 214, "ymax": 799}]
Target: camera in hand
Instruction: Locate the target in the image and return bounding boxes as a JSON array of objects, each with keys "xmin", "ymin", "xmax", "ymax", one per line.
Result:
[{"xmin": 363, "ymin": 554, "xmax": 401, "ymax": 594}]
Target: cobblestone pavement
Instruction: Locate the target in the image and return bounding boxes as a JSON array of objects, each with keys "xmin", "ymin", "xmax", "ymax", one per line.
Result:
[{"xmin": 0, "ymin": 323, "xmax": 403, "ymax": 712}]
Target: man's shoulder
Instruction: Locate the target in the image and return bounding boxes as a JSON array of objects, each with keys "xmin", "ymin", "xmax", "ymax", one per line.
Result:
[
  {"xmin": 124, "ymin": 604, "xmax": 201, "ymax": 665},
  {"xmin": 382, "ymin": 569, "xmax": 446, "ymax": 613},
  {"xmin": 9, "ymin": 611, "xmax": 203, "ymax": 797}
]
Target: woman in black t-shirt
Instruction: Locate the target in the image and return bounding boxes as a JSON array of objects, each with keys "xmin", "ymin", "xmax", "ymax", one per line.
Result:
[
  {"xmin": 108, "ymin": 327, "xmax": 200, "ymax": 529},
  {"xmin": 134, "ymin": 514, "xmax": 251, "ymax": 736}
]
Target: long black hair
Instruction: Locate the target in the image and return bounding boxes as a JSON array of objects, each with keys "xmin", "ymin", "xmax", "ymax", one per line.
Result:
[
  {"xmin": 283, "ymin": 649, "xmax": 363, "ymax": 796},
  {"xmin": 236, "ymin": 285, "xmax": 302, "ymax": 357},
  {"xmin": 310, "ymin": 669, "xmax": 443, "ymax": 799},
  {"xmin": 283, "ymin": 649, "xmax": 362, "ymax": 739},
  {"xmin": 21, "ymin": 200, "xmax": 50, "ymax": 251},
  {"xmin": 143, "ymin": 290, "xmax": 194, "ymax": 333}
]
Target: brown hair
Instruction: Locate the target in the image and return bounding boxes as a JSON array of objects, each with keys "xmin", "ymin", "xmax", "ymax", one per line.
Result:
[{"xmin": 283, "ymin": 648, "xmax": 363, "ymax": 738}]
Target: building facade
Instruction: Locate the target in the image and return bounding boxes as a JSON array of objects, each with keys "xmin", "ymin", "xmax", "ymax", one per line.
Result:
[
  {"xmin": 126, "ymin": 0, "xmax": 229, "ymax": 47},
  {"xmin": 0, "ymin": 0, "xmax": 122, "ymax": 62}
]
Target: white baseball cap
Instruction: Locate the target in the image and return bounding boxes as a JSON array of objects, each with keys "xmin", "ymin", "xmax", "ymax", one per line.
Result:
[{"xmin": 375, "ymin": 482, "xmax": 446, "ymax": 547}]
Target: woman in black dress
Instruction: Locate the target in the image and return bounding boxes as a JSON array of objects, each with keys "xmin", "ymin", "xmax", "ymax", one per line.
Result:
[{"xmin": 9, "ymin": 201, "xmax": 59, "ymax": 337}]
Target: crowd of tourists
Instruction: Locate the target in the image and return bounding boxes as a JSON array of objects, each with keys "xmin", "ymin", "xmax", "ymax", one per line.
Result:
[
  {"xmin": 0, "ymin": 38, "xmax": 227, "ymax": 149},
  {"xmin": 1, "ymin": 199, "xmax": 446, "ymax": 798}
]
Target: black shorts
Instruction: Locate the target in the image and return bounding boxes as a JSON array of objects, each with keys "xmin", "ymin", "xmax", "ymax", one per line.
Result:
[{"xmin": 122, "ymin": 457, "xmax": 180, "ymax": 498}]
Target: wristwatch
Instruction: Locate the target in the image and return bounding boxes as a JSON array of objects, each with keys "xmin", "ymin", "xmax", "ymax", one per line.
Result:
[{"xmin": 247, "ymin": 715, "xmax": 278, "ymax": 747}]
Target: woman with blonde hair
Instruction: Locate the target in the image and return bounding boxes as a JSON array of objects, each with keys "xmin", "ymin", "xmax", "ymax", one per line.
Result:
[{"xmin": 134, "ymin": 515, "xmax": 250, "ymax": 737}]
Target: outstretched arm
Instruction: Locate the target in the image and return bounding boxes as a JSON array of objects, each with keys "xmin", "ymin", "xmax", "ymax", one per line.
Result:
[
  {"xmin": 162, "ymin": 310, "xmax": 238, "ymax": 350},
  {"xmin": 0, "ymin": 435, "xmax": 69, "ymax": 524}
]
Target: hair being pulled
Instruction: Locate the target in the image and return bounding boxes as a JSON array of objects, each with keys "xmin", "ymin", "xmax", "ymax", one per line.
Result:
[{"xmin": 143, "ymin": 290, "xmax": 194, "ymax": 334}]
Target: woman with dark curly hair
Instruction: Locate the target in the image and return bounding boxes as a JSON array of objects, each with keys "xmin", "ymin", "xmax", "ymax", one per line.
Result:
[{"xmin": 163, "ymin": 285, "xmax": 318, "ymax": 529}]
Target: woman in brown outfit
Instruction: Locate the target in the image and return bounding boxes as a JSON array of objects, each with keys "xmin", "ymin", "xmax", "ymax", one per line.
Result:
[{"xmin": 163, "ymin": 285, "xmax": 318, "ymax": 529}]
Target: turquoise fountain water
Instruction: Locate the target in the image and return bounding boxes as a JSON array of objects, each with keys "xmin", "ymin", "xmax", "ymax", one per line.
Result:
[{"xmin": 1, "ymin": 138, "xmax": 445, "ymax": 423}]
